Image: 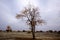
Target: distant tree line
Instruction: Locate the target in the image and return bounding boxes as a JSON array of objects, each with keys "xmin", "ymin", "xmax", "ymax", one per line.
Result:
[{"xmin": 0, "ymin": 26, "xmax": 60, "ymax": 34}]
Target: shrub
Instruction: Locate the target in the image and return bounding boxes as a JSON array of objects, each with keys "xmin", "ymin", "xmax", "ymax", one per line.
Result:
[
  {"xmin": 23, "ymin": 30, "xmax": 26, "ymax": 32},
  {"xmin": 17, "ymin": 30, "xmax": 21, "ymax": 32},
  {"xmin": 0, "ymin": 30, "xmax": 2, "ymax": 32},
  {"xmin": 57, "ymin": 31, "xmax": 60, "ymax": 34},
  {"xmin": 48, "ymin": 30, "xmax": 53, "ymax": 33},
  {"xmin": 27, "ymin": 31, "xmax": 31, "ymax": 33},
  {"xmin": 40, "ymin": 30, "xmax": 43, "ymax": 32},
  {"xmin": 36, "ymin": 30, "xmax": 43, "ymax": 33},
  {"xmin": 36, "ymin": 31, "xmax": 39, "ymax": 32},
  {"xmin": 6, "ymin": 26, "xmax": 12, "ymax": 32},
  {"xmin": 54, "ymin": 31, "xmax": 57, "ymax": 33}
]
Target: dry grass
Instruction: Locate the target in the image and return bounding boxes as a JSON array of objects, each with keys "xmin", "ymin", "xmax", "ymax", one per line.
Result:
[{"xmin": 0, "ymin": 32, "xmax": 60, "ymax": 40}]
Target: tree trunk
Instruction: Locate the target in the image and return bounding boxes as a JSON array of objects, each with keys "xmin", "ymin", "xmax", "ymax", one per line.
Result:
[
  {"xmin": 31, "ymin": 18, "xmax": 36, "ymax": 39},
  {"xmin": 32, "ymin": 26, "xmax": 35, "ymax": 39}
]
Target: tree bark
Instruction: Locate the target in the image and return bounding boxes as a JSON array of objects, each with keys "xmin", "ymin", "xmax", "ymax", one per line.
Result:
[
  {"xmin": 31, "ymin": 18, "xmax": 36, "ymax": 39},
  {"xmin": 32, "ymin": 26, "xmax": 35, "ymax": 39}
]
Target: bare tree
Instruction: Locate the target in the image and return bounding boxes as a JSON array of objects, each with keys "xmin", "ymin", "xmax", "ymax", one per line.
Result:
[{"xmin": 16, "ymin": 5, "xmax": 45, "ymax": 39}]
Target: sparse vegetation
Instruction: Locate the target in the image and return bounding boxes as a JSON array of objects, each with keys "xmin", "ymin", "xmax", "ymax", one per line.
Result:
[
  {"xmin": 17, "ymin": 30, "xmax": 21, "ymax": 32},
  {"xmin": 0, "ymin": 30, "xmax": 2, "ymax": 32},
  {"xmin": 27, "ymin": 31, "xmax": 31, "ymax": 33},
  {"xmin": 46, "ymin": 30, "xmax": 53, "ymax": 33},
  {"xmin": 40, "ymin": 30, "xmax": 43, "ymax": 32},
  {"xmin": 6, "ymin": 26, "xmax": 12, "ymax": 32},
  {"xmin": 57, "ymin": 31, "xmax": 60, "ymax": 34},
  {"xmin": 54, "ymin": 31, "xmax": 57, "ymax": 33},
  {"xmin": 23, "ymin": 30, "xmax": 26, "ymax": 32},
  {"xmin": 0, "ymin": 32, "xmax": 60, "ymax": 40}
]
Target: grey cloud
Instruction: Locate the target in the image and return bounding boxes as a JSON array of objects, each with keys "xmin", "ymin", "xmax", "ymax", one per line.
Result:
[{"xmin": 0, "ymin": 0, "xmax": 60, "ymax": 31}]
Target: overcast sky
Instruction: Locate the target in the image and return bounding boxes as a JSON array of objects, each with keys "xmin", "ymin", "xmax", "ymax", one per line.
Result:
[{"xmin": 0, "ymin": 0, "xmax": 60, "ymax": 31}]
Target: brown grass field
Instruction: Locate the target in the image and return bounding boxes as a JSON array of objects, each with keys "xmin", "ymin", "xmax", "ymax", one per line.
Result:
[{"xmin": 0, "ymin": 32, "xmax": 60, "ymax": 40}]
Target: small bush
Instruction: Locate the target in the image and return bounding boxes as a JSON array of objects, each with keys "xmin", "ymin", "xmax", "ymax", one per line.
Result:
[
  {"xmin": 36, "ymin": 30, "xmax": 43, "ymax": 33},
  {"xmin": 27, "ymin": 31, "xmax": 31, "ymax": 33},
  {"xmin": 54, "ymin": 31, "xmax": 57, "ymax": 33},
  {"xmin": 48, "ymin": 30, "xmax": 53, "ymax": 33},
  {"xmin": 6, "ymin": 26, "xmax": 12, "ymax": 32},
  {"xmin": 57, "ymin": 31, "xmax": 60, "ymax": 34},
  {"xmin": 17, "ymin": 30, "xmax": 21, "ymax": 32},
  {"xmin": 23, "ymin": 30, "xmax": 26, "ymax": 32},
  {"xmin": 6, "ymin": 30, "xmax": 12, "ymax": 32},
  {"xmin": 40, "ymin": 30, "xmax": 43, "ymax": 32},
  {"xmin": 0, "ymin": 30, "xmax": 2, "ymax": 32}
]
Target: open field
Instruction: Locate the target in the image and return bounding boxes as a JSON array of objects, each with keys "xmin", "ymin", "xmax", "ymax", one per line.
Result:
[{"xmin": 0, "ymin": 32, "xmax": 60, "ymax": 40}]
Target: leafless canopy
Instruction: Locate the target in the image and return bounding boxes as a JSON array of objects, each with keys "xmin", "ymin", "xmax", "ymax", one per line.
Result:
[
  {"xmin": 16, "ymin": 4, "xmax": 46, "ymax": 39},
  {"xmin": 16, "ymin": 5, "xmax": 45, "ymax": 26}
]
